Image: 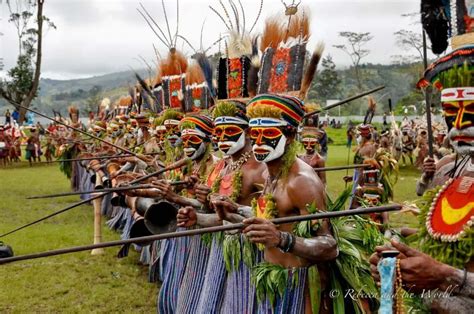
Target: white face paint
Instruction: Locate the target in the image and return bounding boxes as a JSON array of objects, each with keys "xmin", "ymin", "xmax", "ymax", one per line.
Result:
[
  {"xmin": 218, "ymin": 132, "xmax": 246, "ymax": 156},
  {"xmin": 448, "ymin": 126, "xmax": 474, "ymax": 155},
  {"xmin": 356, "ymin": 134, "xmax": 362, "ymax": 145},
  {"xmin": 252, "ymin": 135, "xmax": 287, "ymax": 163},
  {"xmin": 183, "ymin": 142, "xmax": 206, "ymax": 160}
]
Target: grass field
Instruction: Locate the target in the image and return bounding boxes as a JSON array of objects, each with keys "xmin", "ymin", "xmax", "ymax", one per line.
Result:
[{"xmin": 0, "ymin": 144, "xmax": 421, "ymax": 312}]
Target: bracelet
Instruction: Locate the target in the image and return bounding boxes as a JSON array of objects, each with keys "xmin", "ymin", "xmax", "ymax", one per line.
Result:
[
  {"xmin": 278, "ymin": 232, "xmax": 296, "ymax": 253},
  {"xmin": 278, "ymin": 231, "xmax": 289, "ymax": 250},
  {"xmin": 286, "ymin": 233, "xmax": 296, "ymax": 253}
]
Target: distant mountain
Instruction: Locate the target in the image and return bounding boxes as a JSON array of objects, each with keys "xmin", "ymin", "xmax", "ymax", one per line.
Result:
[
  {"xmin": 39, "ymin": 69, "xmax": 149, "ymax": 96},
  {"xmin": 1, "ymin": 62, "xmax": 425, "ymax": 116}
]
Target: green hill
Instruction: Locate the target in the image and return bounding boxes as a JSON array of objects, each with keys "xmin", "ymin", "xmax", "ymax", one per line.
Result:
[{"xmin": 2, "ymin": 62, "xmax": 426, "ymax": 117}]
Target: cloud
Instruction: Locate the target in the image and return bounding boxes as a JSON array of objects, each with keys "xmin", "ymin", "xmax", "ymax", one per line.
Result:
[{"xmin": 0, "ymin": 0, "xmax": 428, "ymax": 80}]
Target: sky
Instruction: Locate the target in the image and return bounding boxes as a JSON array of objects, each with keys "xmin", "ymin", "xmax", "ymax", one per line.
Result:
[{"xmin": 0, "ymin": 0, "xmax": 429, "ymax": 80}]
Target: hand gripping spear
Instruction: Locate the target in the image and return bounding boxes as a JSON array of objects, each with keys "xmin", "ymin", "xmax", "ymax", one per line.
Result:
[
  {"xmin": 0, "ymin": 158, "xmax": 191, "ymax": 238},
  {"xmin": 0, "ymin": 204, "xmax": 401, "ymax": 265}
]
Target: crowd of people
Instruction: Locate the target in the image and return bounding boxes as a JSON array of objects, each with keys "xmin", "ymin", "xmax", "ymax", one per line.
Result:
[{"xmin": 1, "ymin": 1, "xmax": 473, "ymax": 313}]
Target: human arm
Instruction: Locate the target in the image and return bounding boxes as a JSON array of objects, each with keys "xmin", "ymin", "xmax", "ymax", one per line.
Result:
[
  {"xmin": 243, "ymin": 172, "xmax": 338, "ymax": 262},
  {"xmin": 177, "ymin": 206, "xmax": 222, "ymax": 228},
  {"xmin": 369, "ymin": 239, "xmax": 474, "ymax": 298}
]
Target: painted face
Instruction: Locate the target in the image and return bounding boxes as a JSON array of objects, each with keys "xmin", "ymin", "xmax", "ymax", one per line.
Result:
[
  {"xmin": 301, "ymin": 136, "xmax": 318, "ymax": 154},
  {"xmin": 249, "ymin": 126, "xmax": 286, "ymax": 162},
  {"xmin": 165, "ymin": 124, "xmax": 180, "ymax": 147},
  {"xmin": 442, "ymin": 88, "xmax": 474, "ymax": 155},
  {"xmin": 155, "ymin": 129, "xmax": 167, "ymax": 147},
  {"xmin": 214, "ymin": 124, "xmax": 246, "ymax": 155},
  {"xmin": 181, "ymin": 133, "xmax": 206, "ymax": 160}
]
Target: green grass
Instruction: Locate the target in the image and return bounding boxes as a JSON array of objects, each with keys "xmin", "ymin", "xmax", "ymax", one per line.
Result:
[
  {"xmin": 0, "ymin": 145, "xmax": 422, "ymax": 311},
  {"xmin": 0, "ymin": 163, "xmax": 157, "ymax": 312},
  {"xmin": 325, "ymin": 145, "xmax": 420, "ymax": 228}
]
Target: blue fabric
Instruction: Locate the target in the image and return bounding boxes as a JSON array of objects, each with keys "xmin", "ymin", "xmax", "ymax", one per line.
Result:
[
  {"xmin": 196, "ymin": 235, "xmax": 227, "ymax": 313},
  {"xmin": 157, "ymin": 228, "xmax": 191, "ymax": 314},
  {"xmin": 378, "ymin": 257, "xmax": 396, "ymax": 314},
  {"xmin": 148, "ymin": 240, "xmax": 161, "ymax": 283},
  {"xmin": 222, "ymin": 235, "xmax": 261, "ymax": 313},
  {"xmin": 176, "ymin": 234, "xmax": 211, "ymax": 313},
  {"xmin": 256, "ymin": 267, "xmax": 308, "ymax": 314}
]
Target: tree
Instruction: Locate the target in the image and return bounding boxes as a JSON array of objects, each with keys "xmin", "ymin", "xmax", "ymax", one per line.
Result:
[
  {"xmin": 0, "ymin": 0, "xmax": 56, "ymax": 123},
  {"xmin": 85, "ymin": 85, "xmax": 103, "ymax": 115},
  {"xmin": 333, "ymin": 31, "xmax": 373, "ymax": 91},
  {"xmin": 312, "ymin": 55, "xmax": 341, "ymax": 102},
  {"xmin": 393, "ymin": 29, "xmax": 423, "ymax": 63}
]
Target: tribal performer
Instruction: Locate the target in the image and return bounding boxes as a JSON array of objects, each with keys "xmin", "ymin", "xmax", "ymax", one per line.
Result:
[
  {"xmin": 371, "ymin": 1, "xmax": 474, "ymax": 311},
  {"xmin": 347, "ymin": 98, "xmax": 398, "ymax": 234},
  {"xmin": 176, "ymin": 100, "xmax": 266, "ymax": 312},
  {"xmin": 298, "ymin": 119, "xmax": 327, "ymax": 185},
  {"xmin": 242, "ymin": 94, "xmax": 338, "ymax": 313},
  {"xmin": 156, "ymin": 113, "xmax": 217, "ymax": 313}
]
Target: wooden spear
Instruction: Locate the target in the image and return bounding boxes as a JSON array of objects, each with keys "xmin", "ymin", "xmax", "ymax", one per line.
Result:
[{"xmin": 0, "ymin": 204, "xmax": 401, "ymax": 265}]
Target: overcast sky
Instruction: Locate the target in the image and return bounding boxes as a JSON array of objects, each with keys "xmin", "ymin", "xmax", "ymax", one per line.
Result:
[{"xmin": 0, "ymin": 0, "xmax": 429, "ymax": 80}]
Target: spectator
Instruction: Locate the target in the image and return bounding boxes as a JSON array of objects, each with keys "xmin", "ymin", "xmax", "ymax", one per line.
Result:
[
  {"xmin": 12, "ymin": 109, "xmax": 19, "ymax": 123},
  {"xmin": 319, "ymin": 128, "xmax": 328, "ymax": 160},
  {"xmin": 25, "ymin": 137, "xmax": 36, "ymax": 166},
  {"xmin": 347, "ymin": 121, "xmax": 355, "ymax": 148},
  {"xmin": 5, "ymin": 109, "xmax": 11, "ymax": 125}
]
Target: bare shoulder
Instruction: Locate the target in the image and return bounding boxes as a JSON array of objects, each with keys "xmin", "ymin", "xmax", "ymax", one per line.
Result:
[{"xmin": 287, "ymin": 159, "xmax": 324, "ymax": 198}]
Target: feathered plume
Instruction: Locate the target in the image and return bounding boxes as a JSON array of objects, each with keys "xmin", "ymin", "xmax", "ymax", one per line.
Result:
[
  {"xmin": 299, "ymin": 42, "xmax": 324, "ymax": 100},
  {"xmin": 193, "ymin": 52, "xmax": 214, "ymax": 96},
  {"xmin": 285, "ymin": 12, "xmax": 310, "ymax": 42},
  {"xmin": 364, "ymin": 96, "xmax": 377, "ymax": 125},
  {"xmin": 128, "ymin": 85, "xmax": 136, "ymax": 104},
  {"xmin": 227, "ymin": 31, "xmax": 253, "ymax": 58},
  {"xmin": 160, "ymin": 50, "xmax": 188, "ymax": 76},
  {"xmin": 185, "ymin": 62, "xmax": 206, "ymax": 85},
  {"xmin": 260, "ymin": 16, "xmax": 283, "ymax": 51},
  {"xmin": 135, "ymin": 72, "xmax": 160, "ymax": 106},
  {"xmin": 247, "ymin": 55, "xmax": 261, "ymax": 97}
]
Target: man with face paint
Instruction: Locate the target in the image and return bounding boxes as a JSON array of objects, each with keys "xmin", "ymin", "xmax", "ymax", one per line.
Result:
[
  {"xmin": 240, "ymin": 94, "xmax": 338, "ymax": 313},
  {"xmin": 372, "ymin": 36, "xmax": 474, "ymax": 312},
  {"xmin": 176, "ymin": 100, "xmax": 266, "ymax": 312},
  {"xmin": 155, "ymin": 113, "xmax": 219, "ymax": 314},
  {"xmin": 298, "ymin": 125, "xmax": 327, "ymax": 185}
]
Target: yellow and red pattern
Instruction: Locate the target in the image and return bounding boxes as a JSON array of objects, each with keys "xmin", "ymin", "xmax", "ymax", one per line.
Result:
[
  {"xmin": 429, "ymin": 176, "xmax": 474, "ymax": 239},
  {"xmin": 182, "ymin": 116, "xmax": 213, "ymax": 135},
  {"xmin": 268, "ymin": 48, "xmax": 291, "ymax": 93},
  {"xmin": 256, "ymin": 196, "xmax": 268, "ymax": 219},
  {"xmin": 248, "ymin": 99, "xmax": 302, "ymax": 124},
  {"xmin": 228, "ymin": 58, "xmax": 243, "ymax": 98}
]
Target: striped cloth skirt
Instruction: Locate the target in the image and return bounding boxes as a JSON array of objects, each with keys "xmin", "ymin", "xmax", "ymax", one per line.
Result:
[
  {"xmin": 196, "ymin": 235, "xmax": 227, "ymax": 313},
  {"xmin": 221, "ymin": 236, "xmax": 262, "ymax": 314},
  {"xmin": 175, "ymin": 234, "xmax": 211, "ymax": 313},
  {"xmin": 157, "ymin": 229, "xmax": 191, "ymax": 314},
  {"xmin": 256, "ymin": 267, "xmax": 308, "ymax": 314}
]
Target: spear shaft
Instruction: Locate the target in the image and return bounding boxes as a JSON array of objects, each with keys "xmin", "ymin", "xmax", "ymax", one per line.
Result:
[
  {"xmin": 0, "ymin": 158, "xmax": 190, "ymax": 238},
  {"xmin": 0, "ymin": 204, "xmax": 401, "ymax": 265},
  {"xmin": 26, "ymin": 181, "xmax": 187, "ymax": 199},
  {"xmin": 313, "ymin": 164, "xmax": 370, "ymax": 172},
  {"xmin": 303, "ymin": 86, "xmax": 385, "ymax": 118}
]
